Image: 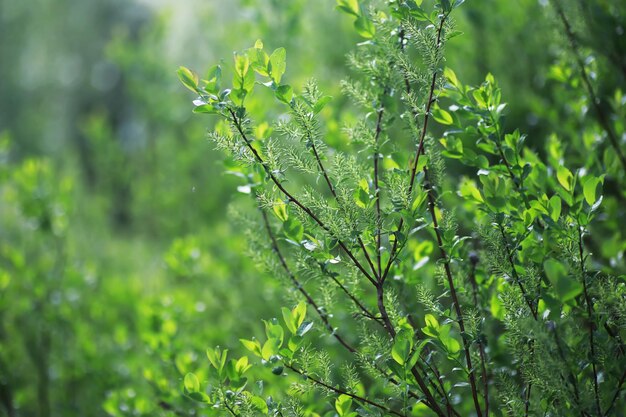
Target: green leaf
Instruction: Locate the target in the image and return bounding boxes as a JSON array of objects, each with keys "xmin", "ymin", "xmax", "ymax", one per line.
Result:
[
  {"xmin": 583, "ymin": 177, "xmax": 601, "ymax": 205},
  {"xmin": 251, "ymin": 396, "xmax": 269, "ymax": 414},
  {"xmin": 313, "ymin": 96, "xmax": 332, "ymax": 114},
  {"xmin": 275, "ymin": 84, "xmax": 293, "ymax": 104},
  {"xmin": 273, "ymin": 200, "xmax": 288, "ymax": 222},
  {"xmin": 283, "ymin": 217, "xmax": 304, "ymax": 243},
  {"xmin": 235, "ymin": 356, "xmax": 251, "ymax": 375},
  {"xmin": 432, "ymin": 107, "xmax": 454, "ymax": 125},
  {"xmin": 192, "ymin": 104, "xmax": 217, "ymax": 114},
  {"xmin": 261, "ymin": 338, "xmax": 281, "ymax": 361},
  {"xmin": 184, "ymin": 372, "xmax": 200, "ymax": 393},
  {"xmin": 293, "ymin": 301, "xmax": 306, "ymax": 329},
  {"xmin": 234, "ymin": 53, "xmax": 249, "ymax": 78},
  {"xmin": 296, "ymin": 321, "xmax": 313, "ymax": 336},
  {"xmin": 336, "ymin": 0, "xmax": 359, "ymax": 16},
  {"xmin": 282, "ymin": 307, "xmax": 297, "ymax": 334},
  {"xmin": 444, "ymin": 67, "xmax": 460, "ymax": 88},
  {"xmin": 240, "ymin": 338, "xmax": 262, "ymax": 357},
  {"xmin": 354, "ymin": 178, "xmax": 370, "ymax": 208},
  {"xmin": 269, "ymin": 48, "xmax": 287, "ymax": 84},
  {"xmin": 354, "ymin": 15, "xmax": 375, "ymax": 39},
  {"xmin": 391, "ymin": 341, "xmax": 407, "ymax": 365},
  {"xmin": 425, "ymin": 314, "xmax": 439, "ymax": 329},
  {"xmin": 204, "ymin": 65, "xmax": 221, "ymax": 94},
  {"xmin": 336, "ymin": 394, "xmax": 353, "ymax": 416},
  {"xmin": 264, "ymin": 320, "xmax": 285, "ymax": 346},
  {"xmin": 556, "ymin": 165, "xmax": 573, "ymax": 191},
  {"xmin": 177, "ymin": 66, "xmax": 199, "ymax": 93},
  {"xmin": 548, "ymin": 195, "xmax": 561, "ymax": 222},
  {"xmin": 544, "ymin": 258, "xmax": 583, "ymax": 303}
]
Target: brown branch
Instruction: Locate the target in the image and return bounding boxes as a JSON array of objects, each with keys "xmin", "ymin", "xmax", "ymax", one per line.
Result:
[
  {"xmin": 284, "ymin": 363, "xmax": 406, "ymax": 417},
  {"xmin": 290, "ymin": 103, "xmax": 379, "ymax": 280},
  {"xmin": 259, "ymin": 206, "xmax": 356, "ymax": 353},
  {"xmin": 469, "ymin": 257, "xmax": 490, "ymax": 417},
  {"xmin": 497, "ymin": 223, "xmax": 538, "ymax": 320},
  {"xmin": 228, "ymin": 108, "xmax": 377, "ymax": 286},
  {"xmin": 373, "ymin": 106, "xmax": 385, "ymax": 281},
  {"xmin": 577, "ymin": 223, "xmax": 602, "ymax": 416},
  {"xmin": 423, "ymin": 169, "xmax": 483, "ymax": 417},
  {"xmin": 381, "ymin": 14, "xmax": 448, "ymax": 285}
]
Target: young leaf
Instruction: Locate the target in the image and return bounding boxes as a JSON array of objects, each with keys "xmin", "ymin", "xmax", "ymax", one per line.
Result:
[
  {"xmin": 282, "ymin": 307, "xmax": 297, "ymax": 334},
  {"xmin": 184, "ymin": 372, "xmax": 200, "ymax": 393},
  {"xmin": 432, "ymin": 107, "xmax": 454, "ymax": 125},
  {"xmin": 336, "ymin": 394, "xmax": 353, "ymax": 416},
  {"xmin": 283, "ymin": 217, "xmax": 304, "ymax": 243},
  {"xmin": 275, "ymin": 84, "xmax": 293, "ymax": 104},
  {"xmin": 178, "ymin": 66, "xmax": 199, "ymax": 93},
  {"xmin": 336, "ymin": 0, "xmax": 360, "ymax": 16},
  {"xmin": 354, "ymin": 15, "xmax": 376, "ymax": 39},
  {"xmin": 556, "ymin": 165, "xmax": 573, "ymax": 192},
  {"xmin": 269, "ymin": 48, "xmax": 287, "ymax": 84},
  {"xmin": 544, "ymin": 258, "xmax": 583, "ymax": 303}
]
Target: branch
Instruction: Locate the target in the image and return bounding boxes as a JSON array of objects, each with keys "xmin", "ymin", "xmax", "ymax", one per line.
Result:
[
  {"xmin": 577, "ymin": 223, "xmax": 602, "ymax": 416},
  {"xmin": 605, "ymin": 368, "xmax": 626, "ymax": 416},
  {"xmin": 258, "ymin": 205, "xmax": 356, "ymax": 353},
  {"xmin": 469, "ymin": 257, "xmax": 490, "ymax": 417},
  {"xmin": 423, "ymin": 168, "xmax": 483, "ymax": 417},
  {"xmin": 497, "ymin": 223, "xmax": 538, "ymax": 320},
  {"xmin": 373, "ymin": 106, "xmax": 385, "ymax": 281},
  {"xmin": 284, "ymin": 363, "xmax": 406, "ymax": 417},
  {"xmin": 291, "ymin": 103, "xmax": 379, "ymax": 280},
  {"xmin": 228, "ymin": 108, "xmax": 377, "ymax": 286},
  {"xmin": 381, "ymin": 14, "xmax": 448, "ymax": 285}
]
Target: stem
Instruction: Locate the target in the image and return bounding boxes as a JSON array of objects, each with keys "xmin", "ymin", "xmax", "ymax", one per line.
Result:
[
  {"xmin": 259, "ymin": 206, "xmax": 356, "ymax": 353},
  {"xmin": 285, "ymin": 363, "xmax": 406, "ymax": 417},
  {"xmin": 497, "ymin": 223, "xmax": 538, "ymax": 320},
  {"xmin": 374, "ymin": 106, "xmax": 385, "ymax": 280},
  {"xmin": 423, "ymin": 169, "xmax": 483, "ymax": 417},
  {"xmin": 324, "ymin": 272, "xmax": 382, "ymax": 325},
  {"xmin": 291, "ymin": 103, "xmax": 379, "ymax": 280},
  {"xmin": 469, "ymin": 260, "xmax": 490, "ymax": 417},
  {"xmin": 224, "ymin": 402, "xmax": 240, "ymax": 417},
  {"xmin": 381, "ymin": 14, "xmax": 448, "ymax": 284},
  {"xmin": 605, "ymin": 368, "xmax": 626, "ymax": 416},
  {"xmin": 228, "ymin": 109, "xmax": 377, "ymax": 286},
  {"xmin": 524, "ymin": 383, "xmax": 532, "ymax": 417},
  {"xmin": 552, "ymin": 327, "xmax": 587, "ymax": 417},
  {"xmin": 577, "ymin": 223, "xmax": 602, "ymax": 416},
  {"xmin": 550, "ymin": 0, "xmax": 626, "ymax": 173}
]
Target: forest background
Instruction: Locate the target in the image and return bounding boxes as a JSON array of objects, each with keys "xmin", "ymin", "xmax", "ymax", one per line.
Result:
[{"xmin": 1, "ymin": 0, "xmax": 625, "ymax": 416}]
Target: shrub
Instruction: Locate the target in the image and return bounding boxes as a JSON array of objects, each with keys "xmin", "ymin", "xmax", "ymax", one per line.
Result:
[{"xmin": 179, "ymin": 1, "xmax": 626, "ymax": 415}]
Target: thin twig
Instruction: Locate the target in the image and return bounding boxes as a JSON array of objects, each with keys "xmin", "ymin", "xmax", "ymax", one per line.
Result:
[
  {"xmin": 381, "ymin": 14, "xmax": 448, "ymax": 285},
  {"xmin": 577, "ymin": 223, "xmax": 602, "ymax": 416},
  {"xmin": 605, "ymin": 368, "xmax": 626, "ymax": 416},
  {"xmin": 290, "ymin": 103, "xmax": 379, "ymax": 280},
  {"xmin": 469, "ymin": 259, "xmax": 490, "ymax": 417},
  {"xmin": 285, "ymin": 363, "xmax": 406, "ymax": 417},
  {"xmin": 373, "ymin": 106, "xmax": 385, "ymax": 281},
  {"xmin": 259, "ymin": 206, "xmax": 356, "ymax": 353},
  {"xmin": 228, "ymin": 109, "xmax": 377, "ymax": 286},
  {"xmin": 497, "ymin": 223, "xmax": 538, "ymax": 320},
  {"xmin": 423, "ymin": 168, "xmax": 483, "ymax": 417}
]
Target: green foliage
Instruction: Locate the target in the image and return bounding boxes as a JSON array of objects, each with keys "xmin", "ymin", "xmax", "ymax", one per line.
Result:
[{"xmin": 178, "ymin": 1, "xmax": 626, "ymax": 416}]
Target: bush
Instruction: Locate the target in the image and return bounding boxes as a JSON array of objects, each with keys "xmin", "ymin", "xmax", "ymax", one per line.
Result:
[{"xmin": 179, "ymin": 0, "xmax": 626, "ymax": 416}]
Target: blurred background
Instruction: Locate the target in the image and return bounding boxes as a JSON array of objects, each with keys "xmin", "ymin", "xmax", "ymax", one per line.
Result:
[{"xmin": 1, "ymin": 0, "xmax": 624, "ymax": 416}]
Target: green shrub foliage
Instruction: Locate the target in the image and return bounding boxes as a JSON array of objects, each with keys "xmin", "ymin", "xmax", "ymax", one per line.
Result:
[{"xmin": 178, "ymin": 1, "xmax": 626, "ymax": 416}]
